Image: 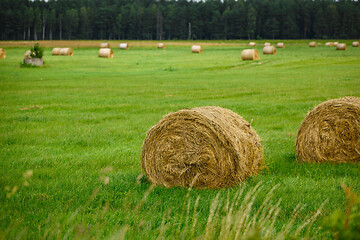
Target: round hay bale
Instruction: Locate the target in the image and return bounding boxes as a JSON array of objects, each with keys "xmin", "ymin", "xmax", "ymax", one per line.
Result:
[
  {"xmin": 249, "ymin": 42, "xmax": 256, "ymax": 47},
  {"xmin": 141, "ymin": 106, "xmax": 264, "ymax": 189},
  {"xmin": 120, "ymin": 43, "xmax": 129, "ymax": 50},
  {"xmin": 100, "ymin": 42, "xmax": 110, "ymax": 48},
  {"xmin": 309, "ymin": 42, "xmax": 317, "ymax": 47},
  {"xmin": 157, "ymin": 43, "xmax": 166, "ymax": 49},
  {"xmin": 263, "ymin": 46, "xmax": 277, "ymax": 55},
  {"xmin": 191, "ymin": 45, "xmax": 203, "ymax": 53},
  {"xmin": 59, "ymin": 48, "xmax": 73, "ymax": 56},
  {"xmin": 264, "ymin": 42, "xmax": 271, "ymax": 47},
  {"xmin": 336, "ymin": 43, "xmax": 347, "ymax": 50},
  {"xmin": 98, "ymin": 48, "xmax": 113, "ymax": 58},
  {"xmin": 333, "ymin": 42, "xmax": 339, "ymax": 46},
  {"xmin": 325, "ymin": 42, "xmax": 334, "ymax": 46},
  {"xmin": 52, "ymin": 48, "xmax": 61, "ymax": 55},
  {"xmin": 0, "ymin": 48, "xmax": 6, "ymax": 59},
  {"xmin": 352, "ymin": 41, "xmax": 359, "ymax": 47},
  {"xmin": 296, "ymin": 97, "xmax": 360, "ymax": 163},
  {"xmin": 276, "ymin": 43, "xmax": 285, "ymax": 48},
  {"xmin": 241, "ymin": 49, "xmax": 260, "ymax": 61}
]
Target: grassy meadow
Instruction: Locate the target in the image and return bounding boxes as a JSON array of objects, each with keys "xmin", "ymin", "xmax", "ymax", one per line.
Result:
[{"xmin": 0, "ymin": 40, "xmax": 359, "ymax": 239}]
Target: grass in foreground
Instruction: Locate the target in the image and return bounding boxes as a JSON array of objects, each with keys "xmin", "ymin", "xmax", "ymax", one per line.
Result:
[{"xmin": 0, "ymin": 41, "xmax": 359, "ymax": 239}]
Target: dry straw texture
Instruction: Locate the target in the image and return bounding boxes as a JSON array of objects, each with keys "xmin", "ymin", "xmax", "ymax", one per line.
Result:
[
  {"xmin": 352, "ymin": 41, "xmax": 359, "ymax": 47},
  {"xmin": 325, "ymin": 42, "xmax": 334, "ymax": 46},
  {"xmin": 309, "ymin": 42, "xmax": 317, "ymax": 47},
  {"xmin": 59, "ymin": 48, "xmax": 73, "ymax": 56},
  {"xmin": 296, "ymin": 97, "xmax": 360, "ymax": 163},
  {"xmin": 191, "ymin": 45, "xmax": 203, "ymax": 53},
  {"xmin": 264, "ymin": 42, "xmax": 271, "ymax": 46},
  {"xmin": 120, "ymin": 43, "xmax": 129, "ymax": 49},
  {"xmin": 336, "ymin": 43, "xmax": 347, "ymax": 50},
  {"xmin": 333, "ymin": 42, "xmax": 339, "ymax": 46},
  {"xmin": 52, "ymin": 48, "xmax": 61, "ymax": 55},
  {"xmin": 100, "ymin": 42, "xmax": 110, "ymax": 48},
  {"xmin": 98, "ymin": 48, "xmax": 113, "ymax": 58},
  {"xmin": 157, "ymin": 43, "xmax": 166, "ymax": 49},
  {"xmin": 0, "ymin": 48, "xmax": 6, "ymax": 59},
  {"xmin": 141, "ymin": 106, "xmax": 264, "ymax": 189},
  {"xmin": 276, "ymin": 43, "xmax": 285, "ymax": 48},
  {"xmin": 263, "ymin": 46, "xmax": 277, "ymax": 55},
  {"xmin": 241, "ymin": 49, "xmax": 260, "ymax": 60},
  {"xmin": 249, "ymin": 42, "xmax": 256, "ymax": 47}
]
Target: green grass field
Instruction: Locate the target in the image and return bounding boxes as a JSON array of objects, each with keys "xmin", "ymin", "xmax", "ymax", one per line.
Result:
[{"xmin": 0, "ymin": 40, "xmax": 359, "ymax": 239}]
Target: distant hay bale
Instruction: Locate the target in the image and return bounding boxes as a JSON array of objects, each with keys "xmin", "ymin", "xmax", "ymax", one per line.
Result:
[
  {"xmin": 100, "ymin": 42, "xmax": 110, "ymax": 48},
  {"xmin": 141, "ymin": 106, "xmax": 264, "ymax": 189},
  {"xmin": 249, "ymin": 42, "xmax": 256, "ymax": 47},
  {"xmin": 0, "ymin": 48, "xmax": 6, "ymax": 59},
  {"xmin": 309, "ymin": 42, "xmax": 317, "ymax": 47},
  {"xmin": 336, "ymin": 43, "xmax": 347, "ymax": 50},
  {"xmin": 59, "ymin": 48, "xmax": 73, "ymax": 56},
  {"xmin": 333, "ymin": 42, "xmax": 339, "ymax": 46},
  {"xmin": 263, "ymin": 46, "xmax": 277, "ymax": 55},
  {"xmin": 241, "ymin": 49, "xmax": 260, "ymax": 60},
  {"xmin": 296, "ymin": 97, "xmax": 360, "ymax": 163},
  {"xmin": 52, "ymin": 48, "xmax": 61, "ymax": 55},
  {"xmin": 352, "ymin": 41, "xmax": 359, "ymax": 47},
  {"xmin": 157, "ymin": 43, "xmax": 166, "ymax": 49},
  {"xmin": 276, "ymin": 43, "xmax": 285, "ymax": 48},
  {"xmin": 98, "ymin": 48, "xmax": 113, "ymax": 58},
  {"xmin": 325, "ymin": 42, "xmax": 334, "ymax": 46},
  {"xmin": 120, "ymin": 43, "xmax": 129, "ymax": 50},
  {"xmin": 191, "ymin": 45, "xmax": 203, "ymax": 53},
  {"xmin": 264, "ymin": 42, "xmax": 271, "ymax": 47}
]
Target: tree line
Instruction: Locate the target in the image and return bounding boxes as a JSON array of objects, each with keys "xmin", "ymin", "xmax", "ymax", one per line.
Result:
[{"xmin": 1, "ymin": 0, "xmax": 360, "ymax": 41}]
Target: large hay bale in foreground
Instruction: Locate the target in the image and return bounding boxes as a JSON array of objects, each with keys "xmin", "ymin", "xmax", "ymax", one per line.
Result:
[
  {"xmin": 309, "ymin": 42, "xmax": 317, "ymax": 47},
  {"xmin": 249, "ymin": 42, "xmax": 256, "ymax": 47},
  {"xmin": 59, "ymin": 48, "xmax": 73, "ymax": 56},
  {"xmin": 336, "ymin": 43, "xmax": 347, "ymax": 50},
  {"xmin": 0, "ymin": 48, "xmax": 6, "ymax": 59},
  {"xmin": 276, "ymin": 43, "xmax": 285, "ymax": 48},
  {"xmin": 263, "ymin": 46, "xmax": 277, "ymax": 55},
  {"xmin": 98, "ymin": 48, "xmax": 113, "ymax": 58},
  {"xmin": 52, "ymin": 48, "xmax": 61, "ymax": 55},
  {"xmin": 241, "ymin": 49, "xmax": 260, "ymax": 60},
  {"xmin": 296, "ymin": 97, "xmax": 360, "ymax": 163},
  {"xmin": 100, "ymin": 42, "xmax": 110, "ymax": 48},
  {"xmin": 191, "ymin": 45, "xmax": 203, "ymax": 53},
  {"xmin": 352, "ymin": 41, "xmax": 359, "ymax": 47},
  {"xmin": 157, "ymin": 43, "xmax": 166, "ymax": 49},
  {"xmin": 120, "ymin": 43, "xmax": 129, "ymax": 50},
  {"xmin": 141, "ymin": 106, "xmax": 264, "ymax": 189}
]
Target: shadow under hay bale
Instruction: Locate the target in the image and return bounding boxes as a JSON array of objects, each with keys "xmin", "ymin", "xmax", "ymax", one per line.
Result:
[
  {"xmin": 296, "ymin": 97, "xmax": 360, "ymax": 163},
  {"xmin": 336, "ymin": 43, "xmax": 347, "ymax": 50},
  {"xmin": 191, "ymin": 45, "xmax": 203, "ymax": 53},
  {"xmin": 241, "ymin": 49, "xmax": 260, "ymax": 60},
  {"xmin": 263, "ymin": 46, "xmax": 276, "ymax": 55},
  {"xmin": 98, "ymin": 48, "xmax": 113, "ymax": 58},
  {"xmin": 141, "ymin": 106, "xmax": 264, "ymax": 189},
  {"xmin": 0, "ymin": 48, "xmax": 6, "ymax": 59}
]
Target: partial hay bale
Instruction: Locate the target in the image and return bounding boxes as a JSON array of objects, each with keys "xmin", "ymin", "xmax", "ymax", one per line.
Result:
[
  {"xmin": 325, "ymin": 42, "xmax": 334, "ymax": 46},
  {"xmin": 249, "ymin": 42, "xmax": 256, "ymax": 47},
  {"xmin": 191, "ymin": 45, "xmax": 203, "ymax": 53},
  {"xmin": 52, "ymin": 48, "xmax": 61, "ymax": 55},
  {"xmin": 120, "ymin": 43, "xmax": 129, "ymax": 50},
  {"xmin": 141, "ymin": 106, "xmax": 264, "ymax": 189},
  {"xmin": 0, "ymin": 48, "xmax": 6, "ymax": 59},
  {"xmin": 333, "ymin": 42, "xmax": 339, "ymax": 46},
  {"xmin": 59, "ymin": 48, "xmax": 73, "ymax": 56},
  {"xmin": 264, "ymin": 42, "xmax": 272, "ymax": 47},
  {"xmin": 309, "ymin": 42, "xmax": 317, "ymax": 47},
  {"xmin": 352, "ymin": 41, "xmax": 359, "ymax": 47},
  {"xmin": 336, "ymin": 43, "xmax": 347, "ymax": 50},
  {"xmin": 98, "ymin": 48, "xmax": 113, "ymax": 58},
  {"xmin": 241, "ymin": 49, "xmax": 260, "ymax": 60},
  {"xmin": 157, "ymin": 43, "xmax": 166, "ymax": 49},
  {"xmin": 276, "ymin": 43, "xmax": 285, "ymax": 48},
  {"xmin": 296, "ymin": 97, "xmax": 360, "ymax": 163},
  {"xmin": 263, "ymin": 46, "xmax": 277, "ymax": 55},
  {"xmin": 100, "ymin": 42, "xmax": 110, "ymax": 48}
]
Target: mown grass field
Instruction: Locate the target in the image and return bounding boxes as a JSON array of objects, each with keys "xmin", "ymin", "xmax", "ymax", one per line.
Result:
[{"xmin": 0, "ymin": 40, "xmax": 359, "ymax": 239}]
